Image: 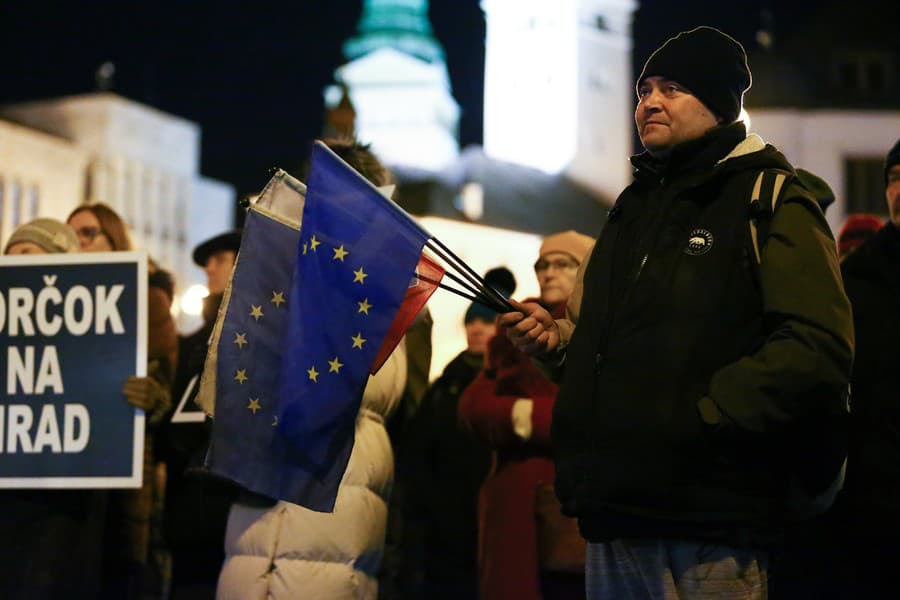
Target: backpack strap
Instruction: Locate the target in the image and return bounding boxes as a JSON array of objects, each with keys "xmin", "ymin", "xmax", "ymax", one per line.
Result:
[{"xmin": 748, "ymin": 169, "xmax": 793, "ymax": 264}]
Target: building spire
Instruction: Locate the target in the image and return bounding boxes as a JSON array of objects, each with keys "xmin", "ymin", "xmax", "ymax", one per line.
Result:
[{"xmin": 343, "ymin": 0, "xmax": 443, "ymax": 63}]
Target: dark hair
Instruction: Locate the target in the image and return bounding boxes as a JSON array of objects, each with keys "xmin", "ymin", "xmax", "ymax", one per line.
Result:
[
  {"xmin": 321, "ymin": 136, "xmax": 392, "ymax": 188},
  {"xmin": 67, "ymin": 202, "xmax": 132, "ymax": 251}
]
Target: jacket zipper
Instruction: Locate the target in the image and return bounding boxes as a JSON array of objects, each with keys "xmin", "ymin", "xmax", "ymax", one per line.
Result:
[{"xmin": 634, "ymin": 253, "xmax": 649, "ymax": 283}]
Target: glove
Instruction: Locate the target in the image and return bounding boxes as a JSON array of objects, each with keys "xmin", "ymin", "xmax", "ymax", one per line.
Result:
[
  {"xmin": 122, "ymin": 360, "xmax": 172, "ymax": 424},
  {"xmin": 122, "ymin": 375, "xmax": 167, "ymax": 410}
]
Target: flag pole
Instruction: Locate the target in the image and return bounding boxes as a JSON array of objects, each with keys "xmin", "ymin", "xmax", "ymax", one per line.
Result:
[
  {"xmin": 440, "ymin": 269, "xmax": 508, "ymax": 310},
  {"xmin": 426, "ymin": 238, "xmax": 514, "ymax": 312},
  {"xmin": 417, "ymin": 273, "xmax": 501, "ymax": 307}
]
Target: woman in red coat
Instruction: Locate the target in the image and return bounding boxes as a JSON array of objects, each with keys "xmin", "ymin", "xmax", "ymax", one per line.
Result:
[{"xmin": 459, "ymin": 231, "xmax": 594, "ymax": 600}]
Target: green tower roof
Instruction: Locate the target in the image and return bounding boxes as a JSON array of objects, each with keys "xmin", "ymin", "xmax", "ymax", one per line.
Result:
[{"xmin": 344, "ymin": 0, "xmax": 444, "ymax": 63}]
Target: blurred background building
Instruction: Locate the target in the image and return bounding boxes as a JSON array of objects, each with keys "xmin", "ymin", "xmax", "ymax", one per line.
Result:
[
  {"xmin": 0, "ymin": 94, "xmax": 235, "ymax": 331},
  {"xmin": 744, "ymin": 0, "xmax": 900, "ymax": 233},
  {"xmin": 325, "ymin": 0, "xmax": 633, "ymax": 376}
]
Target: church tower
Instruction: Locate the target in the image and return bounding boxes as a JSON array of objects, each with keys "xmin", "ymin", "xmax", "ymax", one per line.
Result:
[
  {"xmin": 325, "ymin": 0, "xmax": 460, "ymax": 170},
  {"xmin": 482, "ymin": 0, "xmax": 637, "ymax": 200}
]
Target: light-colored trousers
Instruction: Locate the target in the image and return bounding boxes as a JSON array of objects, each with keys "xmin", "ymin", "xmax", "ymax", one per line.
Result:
[{"xmin": 586, "ymin": 539, "xmax": 768, "ymax": 600}]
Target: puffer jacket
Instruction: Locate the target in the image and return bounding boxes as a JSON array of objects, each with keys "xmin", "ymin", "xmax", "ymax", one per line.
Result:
[{"xmin": 217, "ymin": 340, "xmax": 407, "ymax": 600}]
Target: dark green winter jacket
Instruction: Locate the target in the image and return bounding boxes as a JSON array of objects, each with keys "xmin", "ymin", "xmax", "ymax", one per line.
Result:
[{"xmin": 552, "ymin": 122, "xmax": 854, "ymax": 546}]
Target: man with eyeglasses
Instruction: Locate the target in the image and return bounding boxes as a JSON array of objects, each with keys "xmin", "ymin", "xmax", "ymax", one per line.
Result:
[
  {"xmin": 458, "ymin": 230, "xmax": 593, "ymax": 600},
  {"xmin": 499, "ymin": 26, "xmax": 853, "ymax": 599}
]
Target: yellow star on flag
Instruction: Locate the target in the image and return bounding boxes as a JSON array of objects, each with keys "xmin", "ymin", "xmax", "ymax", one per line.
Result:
[
  {"xmin": 353, "ymin": 266, "xmax": 368, "ymax": 284},
  {"xmin": 234, "ymin": 369, "xmax": 248, "ymax": 384},
  {"xmin": 270, "ymin": 291, "xmax": 286, "ymax": 307},
  {"xmin": 248, "ymin": 398, "xmax": 261, "ymax": 414},
  {"xmin": 351, "ymin": 332, "xmax": 367, "ymax": 349},
  {"xmin": 309, "ymin": 235, "xmax": 321, "ymax": 251},
  {"xmin": 302, "ymin": 242, "xmax": 308, "ymax": 255},
  {"xmin": 233, "ymin": 332, "xmax": 248, "ymax": 349},
  {"xmin": 307, "ymin": 365, "xmax": 320, "ymax": 382},
  {"xmin": 357, "ymin": 298, "xmax": 372, "ymax": 315},
  {"xmin": 332, "ymin": 245, "xmax": 349, "ymax": 261},
  {"xmin": 328, "ymin": 356, "xmax": 344, "ymax": 373},
  {"xmin": 250, "ymin": 305, "xmax": 264, "ymax": 320},
  {"xmin": 272, "ymin": 415, "xmax": 279, "ymax": 427}
]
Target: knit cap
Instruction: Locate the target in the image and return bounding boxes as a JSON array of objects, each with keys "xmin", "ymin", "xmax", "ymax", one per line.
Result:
[
  {"xmin": 637, "ymin": 26, "xmax": 751, "ymax": 123},
  {"xmin": 4, "ymin": 218, "xmax": 80, "ymax": 254},
  {"xmin": 539, "ymin": 230, "xmax": 594, "ymax": 263},
  {"xmin": 837, "ymin": 214, "xmax": 883, "ymax": 257}
]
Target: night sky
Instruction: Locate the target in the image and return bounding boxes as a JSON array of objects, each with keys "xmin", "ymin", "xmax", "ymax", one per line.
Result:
[{"xmin": 0, "ymin": 0, "xmax": 833, "ymax": 197}]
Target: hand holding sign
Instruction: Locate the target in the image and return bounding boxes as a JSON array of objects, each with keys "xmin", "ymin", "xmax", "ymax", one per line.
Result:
[{"xmin": 122, "ymin": 360, "xmax": 171, "ymax": 423}]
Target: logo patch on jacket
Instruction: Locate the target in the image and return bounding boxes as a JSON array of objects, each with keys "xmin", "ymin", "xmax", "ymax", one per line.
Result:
[{"xmin": 685, "ymin": 229, "xmax": 714, "ymax": 256}]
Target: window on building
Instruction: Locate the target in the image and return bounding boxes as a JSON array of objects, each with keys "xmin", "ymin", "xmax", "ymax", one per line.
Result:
[
  {"xmin": 0, "ymin": 178, "xmax": 5, "ymax": 235},
  {"xmin": 867, "ymin": 60, "xmax": 886, "ymax": 92},
  {"xmin": 10, "ymin": 180, "xmax": 21, "ymax": 228},
  {"xmin": 845, "ymin": 157, "xmax": 887, "ymax": 215},
  {"xmin": 27, "ymin": 185, "xmax": 39, "ymax": 220},
  {"xmin": 839, "ymin": 62, "xmax": 859, "ymax": 90},
  {"xmin": 835, "ymin": 52, "xmax": 893, "ymax": 94}
]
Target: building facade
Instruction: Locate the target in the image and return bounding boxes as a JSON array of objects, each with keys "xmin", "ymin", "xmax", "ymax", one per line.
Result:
[
  {"xmin": 325, "ymin": 0, "xmax": 460, "ymax": 171},
  {"xmin": 482, "ymin": 0, "xmax": 637, "ymax": 200},
  {"xmin": 745, "ymin": 0, "xmax": 900, "ymax": 233},
  {"xmin": 0, "ymin": 93, "xmax": 235, "ymax": 331}
]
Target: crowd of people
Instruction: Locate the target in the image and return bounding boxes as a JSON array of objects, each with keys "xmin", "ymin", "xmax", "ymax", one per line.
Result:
[{"xmin": 0, "ymin": 24, "xmax": 898, "ymax": 600}]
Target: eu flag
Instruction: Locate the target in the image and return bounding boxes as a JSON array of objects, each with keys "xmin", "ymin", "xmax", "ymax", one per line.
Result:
[
  {"xmin": 205, "ymin": 147, "xmax": 437, "ymax": 512},
  {"xmin": 204, "ymin": 192, "xmax": 310, "ymax": 505},
  {"xmin": 277, "ymin": 142, "xmax": 432, "ymax": 486}
]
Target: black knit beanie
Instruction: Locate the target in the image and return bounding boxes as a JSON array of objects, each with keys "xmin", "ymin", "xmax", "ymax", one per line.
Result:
[
  {"xmin": 637, "ymin": 26, "xmax": 751, "ymax": 123},
  {"xmin": 885, "ymin": 139, "xmax": 900, "ymax": 185}
]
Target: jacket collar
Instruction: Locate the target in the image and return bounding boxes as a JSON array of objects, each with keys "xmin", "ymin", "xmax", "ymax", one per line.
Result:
[
  {"xmin": 716, "ymin": 133, "xmax": 766, "ymax": 164},
  {"xmin": 631, "ymin": 121, "xmax": 750, "ymax": 182}
]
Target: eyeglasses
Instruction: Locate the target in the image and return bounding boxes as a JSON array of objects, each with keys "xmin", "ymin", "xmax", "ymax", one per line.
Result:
[
  {"xmin": 75, "ymin": 226, "xmax": 104, "ymax": 242},
  {"xmin": 534, "ymin": 258, "xmax": 579, "ymax": 273}
]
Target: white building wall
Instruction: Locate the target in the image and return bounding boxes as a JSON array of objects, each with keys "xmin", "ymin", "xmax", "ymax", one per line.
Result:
[
  {"xmin": 2, "ymin": 93, "xmax": 199, "ymax": 176},
  {"xmin": 0, "ymin": 120, "xmax": 87, "ymax": 245},
  {"xmin": 329, "ymin": 47, "xmax": 460, "ymax": 171},
  {"xmin": 0, "ymin": 93, "xmax": 235, "ymax": 332},
  {"xmin": 417, "ymin": 216, "xmax": 541, "ymax": 381},
  {"xmin": 748, "ymin": 109, "xmax": 900, "ymax": 234},
  {"xmin": 482, "ymin": 0, "xmax": 636, "ymax": 200}
]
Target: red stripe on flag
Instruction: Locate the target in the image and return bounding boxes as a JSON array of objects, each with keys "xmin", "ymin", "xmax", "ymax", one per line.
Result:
[{"xmin": 370, "ymin": 253, "xmax": 444, "ymax": 374}]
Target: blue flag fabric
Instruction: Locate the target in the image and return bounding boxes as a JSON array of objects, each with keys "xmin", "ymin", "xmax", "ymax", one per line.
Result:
[
  {"xmin": 206, "ymin": 147, "xmax": 432, "ymax": 512},
  {"xmin": 205, "ymin": 204, "xmax": 315, "ymax": 503},
  {"xmin": 277, "ymin": 143, "xmax": 431, "ymax": 489}
]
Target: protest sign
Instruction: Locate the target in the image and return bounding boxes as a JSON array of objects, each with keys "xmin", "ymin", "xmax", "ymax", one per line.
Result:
[{"xmin": 0, "ymin": 251, "xmax": 147, "ymax": 488}]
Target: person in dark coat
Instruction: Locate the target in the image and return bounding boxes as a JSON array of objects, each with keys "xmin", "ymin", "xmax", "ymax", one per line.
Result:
[
  {"xmin": 500, "ymin": 27, "xmax": 853, "ymax": 599},
  {"xmin": 836, "ymin": 138, "xmax": 900, "ymax": 597},
  {"xmin": 402, "ymin": 301, "xmax": 496, "ymax": 599},
  {"xmin": 159, "ymin": 229, "xmax": 241, "ymax": 598}
]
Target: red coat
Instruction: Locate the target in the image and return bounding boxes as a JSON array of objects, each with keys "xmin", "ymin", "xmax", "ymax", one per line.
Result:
[{"xmin": 458, "ymin": 302, "xmax": 564, "ymax": 600}]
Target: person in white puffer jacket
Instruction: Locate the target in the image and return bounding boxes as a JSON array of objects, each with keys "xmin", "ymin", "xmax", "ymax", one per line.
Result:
[
  {"xmin": 217, "ymin": 339, "xmax": 407, "ymax": 600},
  {"xmin": 216, "ymin": 137, "xmax": 410, "ymax": 600}
]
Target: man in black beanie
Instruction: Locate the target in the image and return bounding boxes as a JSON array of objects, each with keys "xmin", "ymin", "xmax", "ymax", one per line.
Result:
[
  {"xmin": 496, "ymin": 26, "xmax": 853, "ymax": 599},
  {"xmin": 836, "ymin": 137, "xmax": 900, "ymax": 597}
]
